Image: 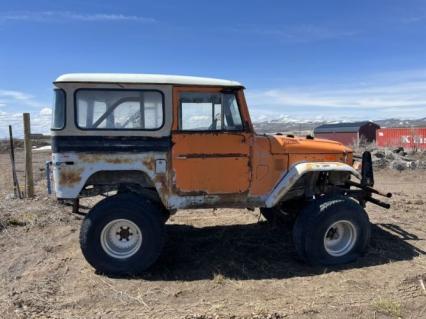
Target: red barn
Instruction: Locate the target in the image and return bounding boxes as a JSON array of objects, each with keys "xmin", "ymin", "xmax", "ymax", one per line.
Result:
[
  {"xmin": 376, "ymin": 127, "xmax": 426, "ymax": 150},
  {"xmin": 314, "ymin": 121, "xmax": 380, "ymax": 146}
]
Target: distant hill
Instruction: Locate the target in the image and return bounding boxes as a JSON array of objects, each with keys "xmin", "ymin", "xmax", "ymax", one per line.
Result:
[
  {"xmin": 374, "ymin": 117, "xmax": 426, "ymax": 128},
  {"xmin": 253, "ymin": 117, "xmax": 426, "ymax": 134}
]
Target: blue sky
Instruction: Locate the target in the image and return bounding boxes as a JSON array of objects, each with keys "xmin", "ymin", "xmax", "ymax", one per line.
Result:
[{"xmin": 1, "ymin": 0, "xmax": 426, "ymax": 136}]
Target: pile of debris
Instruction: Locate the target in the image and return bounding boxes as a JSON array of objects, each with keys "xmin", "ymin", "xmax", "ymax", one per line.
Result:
[{"xmin": 369, "ymin": 147, "xmax": 426, "ymax": 170}]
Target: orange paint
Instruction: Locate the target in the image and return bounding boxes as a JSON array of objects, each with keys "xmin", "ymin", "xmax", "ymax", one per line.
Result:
[
  {"xmin": 172, "ymin": 133, "xmax": 251, "ymax": 194},
  {"xmin": 172, "ymin": 133, "xmax": 249, "ymax": 155},
  {"xmin": 171, "ymin": 86, "xmax": 253, "ymax": 195},
  {"xmin": 249, "ymin": 136, "xmax": 289, "ymax": 196},
  {"xmin": 170, "ymin": 86, "xmax": 353, "ymax": 200},
  {"xmin": 173, "ymin": 156, "xmax": 250, "ymax": 193}
]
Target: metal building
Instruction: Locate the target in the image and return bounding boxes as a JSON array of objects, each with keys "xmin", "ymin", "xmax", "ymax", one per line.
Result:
[
  {"xmin": 376, "ymin": 127, "xmax": 426, "ymax": 150},
  {"xmin": 314, "ymin": 121, "xmax": 380, "ymax": 146}
]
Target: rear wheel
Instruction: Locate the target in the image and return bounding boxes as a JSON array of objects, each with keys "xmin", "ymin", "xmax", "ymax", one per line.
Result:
[
  {"xmin": 293, "ymin": 196, "xmax": 370, "ymax": 266},
  {"xmin": 80, "ymin": 193, "xmax": 165, "ymax": 275}
]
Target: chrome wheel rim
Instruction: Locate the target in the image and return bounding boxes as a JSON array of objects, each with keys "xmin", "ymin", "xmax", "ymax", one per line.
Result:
[
  {"xmin": 100, "ymin": 219, "xmax": 142, "ymax": 259},
  {"xmin": 324, "ymin": 220, "xmax": 357, "ymax": 257}
]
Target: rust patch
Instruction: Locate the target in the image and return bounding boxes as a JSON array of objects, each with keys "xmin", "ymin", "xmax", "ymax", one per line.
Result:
[
  {"xmin": 59, "ymin": 168, "xmax": 84, "ymax": 186},
  {"xmin": 78, "ymin": 154, "xmax": 102, "ymax": 163},
  {"xmin": 172, "ymin": 192, "xmax": 249, "ymax": 209},
  {"xmin": 154, "ymin": 174, "xmax": 167, "ymax": 186},
  {"xmin": 154, "ymin": 173, "xmax": 170, "ymax": 204},
  {"xmin": 78, "ymin": 153, "xmax": 134, "ymax": 164},
  {"xmin": 104, "ymin": 157, "xmax": 133, "ymax": 164},
  {"xmin": 142, "ymin": 157, "xmax": 155, "ymax": 171}
]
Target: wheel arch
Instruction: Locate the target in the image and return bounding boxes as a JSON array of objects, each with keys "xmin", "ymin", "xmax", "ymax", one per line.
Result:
[
  {"xmin": 265, "ymin": 162, "xmax": 361, "ymax": 208},
  {"xmin": 83, "ymin": 169, "xmax": 167, "ymax": 204},
  {"xmin": 85, "ymin": 169, "xmax": 155, "ymax": 188}
]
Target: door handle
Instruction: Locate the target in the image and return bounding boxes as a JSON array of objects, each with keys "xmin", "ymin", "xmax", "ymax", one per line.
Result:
[{"xmin": 176, "ymin": 156, "xmax": 187, "ymax": 160}]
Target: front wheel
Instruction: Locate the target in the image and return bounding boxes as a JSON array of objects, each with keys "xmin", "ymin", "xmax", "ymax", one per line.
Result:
[
  {"xmin": 80, "ymin": 193, "xmax": 165, "ymax": 275},
  {"xmin": 293, "ymin": 196, "xmax": 370, "ymax": 266}
]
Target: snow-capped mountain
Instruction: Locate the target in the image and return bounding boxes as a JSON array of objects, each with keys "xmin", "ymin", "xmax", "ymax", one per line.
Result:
[{"xmin": 253, "ymin": 117, "xmax": 426, "ymax": 134}]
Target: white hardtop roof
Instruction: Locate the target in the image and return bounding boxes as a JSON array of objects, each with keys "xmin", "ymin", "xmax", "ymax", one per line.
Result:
[{"xmin": 55, "ymin": 73, "xmax": 243, "ymax": 87}]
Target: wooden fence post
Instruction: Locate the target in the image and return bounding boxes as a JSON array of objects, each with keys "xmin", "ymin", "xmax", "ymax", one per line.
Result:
[
  {"xmin": 8, "ymin": 125, "xmax": 22, "ymax": 199},
  {"xmin": 23, "ymin": 113, "xmax": 34, "ymax": 198}
]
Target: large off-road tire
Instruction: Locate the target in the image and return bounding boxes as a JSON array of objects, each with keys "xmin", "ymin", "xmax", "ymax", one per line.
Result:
[
  {"xmin": 293, "ymin": 196, "xmax": 370, "ymax": 266},
  {"xmin": 159, "ymin": 207, "xmax": 171, "ymax": 224},
  {"xmin": 80, "ymin": 193, "xmax": 165, "ymax": 275}
]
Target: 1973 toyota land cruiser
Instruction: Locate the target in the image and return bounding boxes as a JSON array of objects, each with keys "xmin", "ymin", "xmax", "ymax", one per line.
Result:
[{"xmin": 51, "ymin": 73, "xmax": 391, "ymax": 275}]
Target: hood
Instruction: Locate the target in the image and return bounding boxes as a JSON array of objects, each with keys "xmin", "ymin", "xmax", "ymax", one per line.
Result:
[{"xmin": 267, "ymin": 134, "xmax": 352, "ymax": 155}]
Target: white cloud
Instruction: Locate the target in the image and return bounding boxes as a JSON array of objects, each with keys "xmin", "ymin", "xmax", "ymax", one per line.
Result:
[
  {"xmin": 401, "ymin": 15, "xmax": 426, "ymax": 24},
  {"xmin": 254, "ymin": 25, "xmax": 358, "ymax": 43},
  {"xmin": 0, "ymin": 89, "xmax": 42, "ymax": 108},
  {"xmin": 0, "ymin": 11, "xmax": 156, "ymax": 24},
  {"xmin": 0, "ymin": 89, "xmax": 51, "ymax": 137},
  {"xmin": 246, "ymin": 73, "xmax": 426, "ymax": 120},
  {"xmin": 0, "ymin": 110, "xmax": 51, "ymax": 138},
  {"xmin": 0, "ymin": 89, "xmax": 32, "ymax": 100},
  {"xmin": 39, "ymin": 107, "xmax": 52, "ymax": 115},
  {"xmin": 66, "ymin": 13, "xmax": 156, "ymax": 23},
  {"xmin": 222, "ymin": 24, "xmax": 358, "ymax": 43},
  {"xmin": 1, "ymin": 69, "xmax": 426, "ymax": 137}
]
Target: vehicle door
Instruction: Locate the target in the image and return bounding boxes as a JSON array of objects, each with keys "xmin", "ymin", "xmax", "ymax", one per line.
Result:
[{"xmin": 171, "ymin": 87, "xmax": 251, "ymax": 195}]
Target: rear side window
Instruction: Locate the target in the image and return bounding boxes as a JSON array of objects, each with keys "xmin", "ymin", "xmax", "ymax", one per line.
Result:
[
  {"xmin": 179, "ymin": 92, "xmax": 243, "ymax": 131},
  {"xmin": 75, "ymin": 89, "xmax": 164, "ymax": 130},
  {"xmin": 52, "ymin": 89, "xmax": 66, "ymax": 130}
]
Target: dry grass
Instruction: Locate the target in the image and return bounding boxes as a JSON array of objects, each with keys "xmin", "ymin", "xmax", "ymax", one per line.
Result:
[
  {"xmin": 372, "ymin": 298, "xmax": 402, "ymax": 318},
  {"xmin": 0, "ymin": 153, "xmax": 425, "ymax": 318}
]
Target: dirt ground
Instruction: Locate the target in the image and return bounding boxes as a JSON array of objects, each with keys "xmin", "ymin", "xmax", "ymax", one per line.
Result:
[{"xmin": 0, "ymin": 151, "xmax": 425, "ymax": 319}]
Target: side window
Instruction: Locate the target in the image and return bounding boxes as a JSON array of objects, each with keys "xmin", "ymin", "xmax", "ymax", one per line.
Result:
[
  {"xmin": 51, "ymin": 89, "xmax": 66, "ymax": 130},
  {"xmin": 76, "ymin": 90, "xmax": 164, "ymax": 130},
  {"xmin": 179, "ymin": 92, "xmax": 243, "ymax": 131}
]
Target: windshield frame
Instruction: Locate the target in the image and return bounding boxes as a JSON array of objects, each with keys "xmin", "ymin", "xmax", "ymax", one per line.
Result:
[{"xmin": 51, "ymin": 88, "xmax": 66, "ymax": 131}]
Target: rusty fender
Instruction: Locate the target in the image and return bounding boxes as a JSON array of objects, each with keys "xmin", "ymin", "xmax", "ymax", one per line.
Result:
[
  {"xmin": 265, "ymin": 162, "xmax": 361, "ymax": 208},
  {"xmin": 52, "ymin": 152, "xmax": 167, "ymax": 200}
]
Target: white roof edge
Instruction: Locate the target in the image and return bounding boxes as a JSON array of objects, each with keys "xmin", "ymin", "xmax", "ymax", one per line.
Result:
[{"xmin": 55, "ymin": 73, "xmax": 243, "ymax": 87}]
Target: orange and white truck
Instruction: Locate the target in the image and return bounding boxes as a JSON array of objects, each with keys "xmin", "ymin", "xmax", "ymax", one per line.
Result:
[{"xmin": 51, "ymin": 73, "xmax": 391, "ymax": 275}]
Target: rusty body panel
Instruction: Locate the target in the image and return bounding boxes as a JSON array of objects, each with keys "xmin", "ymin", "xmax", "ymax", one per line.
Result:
[
  {"xmin": 248, "ymin": 135, "xmax": 352, "ymax": 197},
  {"xmin": 169, "ymin": 86, "xmax": 253, "ymax": 205},
  {"xmin": 249, "ymin": 135, "xmax": 289, "ymax": 196},
  {"xmin": 265, "ymin": 161, "xmax": 361, "ymax": 208},
  {"xmin": 172, "ymin": 133, "xmax": 251, "ymax": 194},
  {"xmin": 268, "ymin": 135, "xmax": 349, "ymax": 154},
  {"xmin": 52, "ymin": 151, "xmax": 170, "ymax": 205},
  {"xmin": 59, "ymin": 167, "xmax": 84, "ymax": 186},
  {"xmin": 52, "ymin": 80, "xmax": 358, "ymax": 210}
]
